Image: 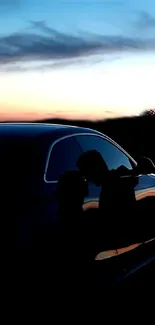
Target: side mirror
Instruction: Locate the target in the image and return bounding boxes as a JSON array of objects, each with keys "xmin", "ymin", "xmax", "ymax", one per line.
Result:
[{"xmin": 136, "ymin": 156, "xmax": 155, "ymax": 175}]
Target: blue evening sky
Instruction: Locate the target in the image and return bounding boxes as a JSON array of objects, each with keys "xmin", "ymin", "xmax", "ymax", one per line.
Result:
[{"xmin": 0, "ymin": 0, "xmax": 155, "ymax": 120}]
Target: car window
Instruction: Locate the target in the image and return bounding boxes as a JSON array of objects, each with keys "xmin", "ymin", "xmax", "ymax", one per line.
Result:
[
  {"xmin": 46, "ymin": 136, "xmax": 83, "ymax": 181},
  {"xmin": 76, "ymin": 135, "xmax": 133, "ymax": 171}
]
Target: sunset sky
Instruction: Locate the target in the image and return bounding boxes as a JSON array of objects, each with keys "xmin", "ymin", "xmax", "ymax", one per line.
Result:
[{"xmin": 0, "ymin": 0, "xmax": 155, "ymax": 120}]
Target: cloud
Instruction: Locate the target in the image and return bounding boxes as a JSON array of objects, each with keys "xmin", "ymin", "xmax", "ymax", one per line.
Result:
[
  {"xmin": 136, "ymin": 11, "xmax": 155, "ymax": 30},
  {"xmin": 0, "ymin": 21, "xmax": 155, "ymax": 71}
]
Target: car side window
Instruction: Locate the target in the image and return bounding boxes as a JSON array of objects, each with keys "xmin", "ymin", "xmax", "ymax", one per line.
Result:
[
  {"xmin": 76, "ymin": 135, "xmax": 133, "ymax": 171},
  {"xmin": 46, "ymin": 136, "xmax": 83, "ymax": 181}
]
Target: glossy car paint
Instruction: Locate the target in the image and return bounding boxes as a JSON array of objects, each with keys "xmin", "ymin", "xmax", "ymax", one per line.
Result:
[{"xmin": 0, "ymin": 123, "xmax": 155, "ymax": 251}]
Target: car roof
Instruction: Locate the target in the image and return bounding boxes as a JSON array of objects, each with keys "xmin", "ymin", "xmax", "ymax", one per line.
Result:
[
  {"xmin": 0, "ymin": 123, "xmax": 136, "ymax": 163},
  {"xmin": 0, "ymin": 123, "xmax": 137, "ymax": 181},
  {"xmin": 0, "ymin": 122, "xmax": 99, "ymax": 139}
]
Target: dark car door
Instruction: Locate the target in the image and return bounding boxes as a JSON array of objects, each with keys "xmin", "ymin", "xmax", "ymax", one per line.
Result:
[
  {"xmin": 34, "ymin": 135, "xmax": 85, "ymax": 252},
  {"xmin": 75, "ymin": 134, "xmax": 155, "ymax": 252},
  {"xmin": 43, "ymin": 133, "xmax": 155, "ymax": 256}
]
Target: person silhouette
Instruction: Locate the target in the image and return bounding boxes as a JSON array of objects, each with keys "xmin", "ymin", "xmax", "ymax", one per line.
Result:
[
  {"xmin": 77, "ymin": 150, "xmax": 137, "ymax": 250},
  {"xmin": 56, "ymin": 170, "xmax": 89, "ymax": 262}
]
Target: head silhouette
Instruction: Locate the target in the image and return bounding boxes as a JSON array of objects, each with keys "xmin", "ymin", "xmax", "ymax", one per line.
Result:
[{"xmin": 77, "ymin": 150, "xmax": 109, "ymax": 186}]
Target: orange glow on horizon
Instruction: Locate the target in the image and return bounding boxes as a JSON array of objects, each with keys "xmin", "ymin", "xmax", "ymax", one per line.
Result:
[{"xmin": 0, "ymin": 53, "xmax": 155, "ymax": 120}]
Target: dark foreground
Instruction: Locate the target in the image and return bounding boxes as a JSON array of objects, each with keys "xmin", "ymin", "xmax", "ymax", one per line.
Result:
[{"xmin": 8, "ymin": 239, "xmax": 154, "ymax": 294}]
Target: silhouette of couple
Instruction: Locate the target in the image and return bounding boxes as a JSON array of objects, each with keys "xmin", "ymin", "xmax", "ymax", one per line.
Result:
[{"xmin": 57, "ymin": 150, "xmax": 137, "ymax": 262}]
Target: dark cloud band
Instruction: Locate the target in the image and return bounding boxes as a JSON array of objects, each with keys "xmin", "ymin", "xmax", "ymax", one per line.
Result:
[{"xmin": 0, "ymin": 21, "xmax": 155, "ymax": 70}]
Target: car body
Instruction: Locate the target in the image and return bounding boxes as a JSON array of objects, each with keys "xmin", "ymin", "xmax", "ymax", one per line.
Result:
[{"xmin": 1, "ymin": 123, "xmax": 155, "ymax": 261}]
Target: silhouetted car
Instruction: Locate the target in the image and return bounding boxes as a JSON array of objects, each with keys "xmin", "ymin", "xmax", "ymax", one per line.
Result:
[{"xmin": 1, "ymin": 123, "xmax": 155, "ymax": 286}]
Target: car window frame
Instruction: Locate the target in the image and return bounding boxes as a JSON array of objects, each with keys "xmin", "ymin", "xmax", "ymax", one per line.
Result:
[{"xmin": 44, "ymin": 133, "xmax": 137, "ymax": 183}]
